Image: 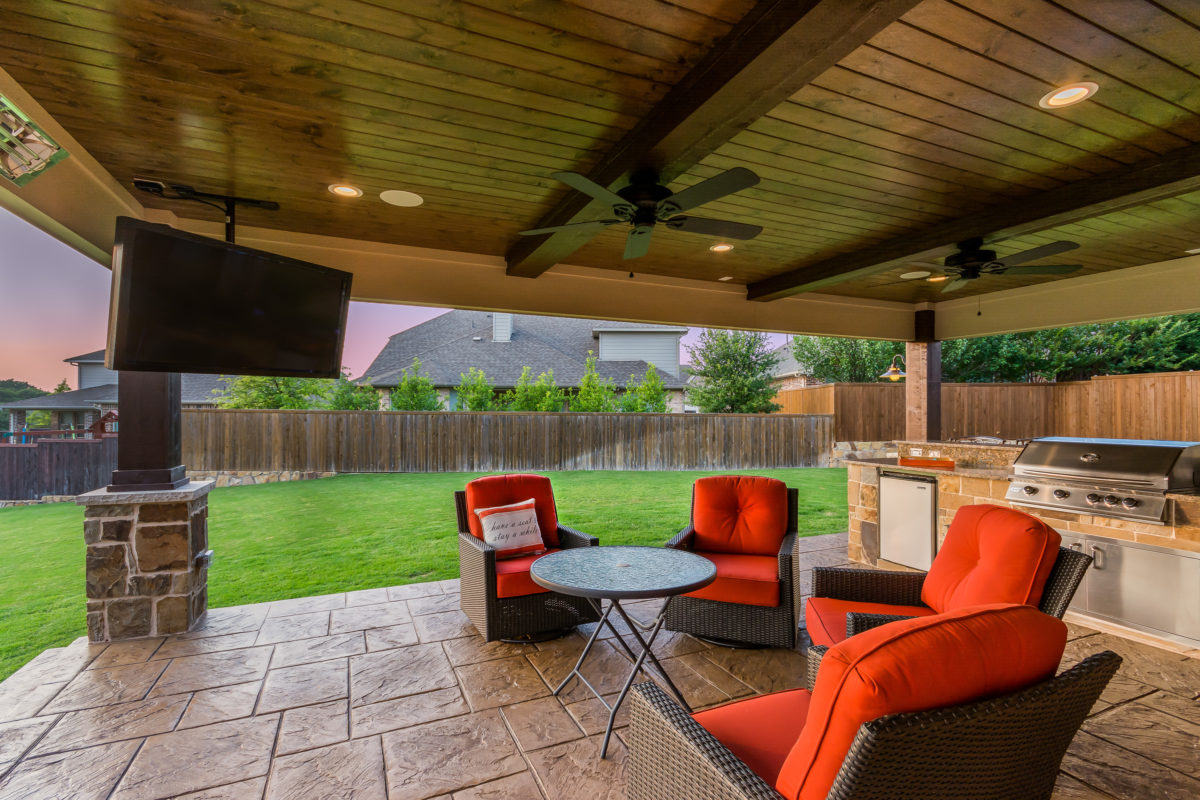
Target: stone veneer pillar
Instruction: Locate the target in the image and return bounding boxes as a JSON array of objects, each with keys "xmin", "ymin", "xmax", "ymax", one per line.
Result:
[{"xmin": 76, "ymin": 481, "xmax": 214, "ymax": 642}]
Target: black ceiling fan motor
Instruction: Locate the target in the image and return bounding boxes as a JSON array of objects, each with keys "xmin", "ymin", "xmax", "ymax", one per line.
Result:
[{"xmin": 944, "ymin": 237, "xmax": 995, "ymax": 268}]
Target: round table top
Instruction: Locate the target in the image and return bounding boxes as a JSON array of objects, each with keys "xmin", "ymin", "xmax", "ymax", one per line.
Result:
[{"xmin": 530, "ymin": 546, "xmax": 716, "ymax": 600}]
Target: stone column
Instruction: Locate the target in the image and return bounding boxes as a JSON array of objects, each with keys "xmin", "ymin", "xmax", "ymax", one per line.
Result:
[
  {"xmin": 905, "ymin": 309, "xmax": 941, "ymax": 442},
  {"xmin": 76, "ymin": 480, "xmax": 214, "ymax": 642}
]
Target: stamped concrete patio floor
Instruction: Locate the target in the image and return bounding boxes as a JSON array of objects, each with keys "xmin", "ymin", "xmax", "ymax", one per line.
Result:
[{"xmin": 1, "ymin": 533, "xmax": 1197, "ymax": 799}]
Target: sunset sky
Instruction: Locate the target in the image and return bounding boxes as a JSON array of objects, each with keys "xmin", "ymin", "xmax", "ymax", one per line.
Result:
[{"xmin": 0, "ymin": 209, "xmax": 781, "ymax": 391}]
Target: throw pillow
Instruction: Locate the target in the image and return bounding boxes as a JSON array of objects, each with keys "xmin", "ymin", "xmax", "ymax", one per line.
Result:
[{"xmin": 474, "ymin": 499, "xmax": 546, "ymax": 559}]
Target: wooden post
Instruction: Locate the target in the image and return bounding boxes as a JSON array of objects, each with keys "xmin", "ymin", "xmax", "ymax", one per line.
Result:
[
  {"xmin": 108, "ymin": 370, "xmax": 187, "ymax": 491},
  {"xmin": 905, "ymin": 310, "xmax": 941, "ymax": 442}
]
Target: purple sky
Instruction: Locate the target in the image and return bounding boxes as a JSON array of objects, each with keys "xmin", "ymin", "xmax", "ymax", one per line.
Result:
[{"xmin": 0, "ymin": 209, "xmax": 782, "ymax": 390}]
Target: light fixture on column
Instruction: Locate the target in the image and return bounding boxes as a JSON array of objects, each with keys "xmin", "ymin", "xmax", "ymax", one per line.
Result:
[{"xmin": 880, "ymin": 354, "xmax": 906, "ymax": 382}]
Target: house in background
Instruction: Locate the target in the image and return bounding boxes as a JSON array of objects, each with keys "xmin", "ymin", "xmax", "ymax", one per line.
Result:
[
  {"xmin": 3, "ymin": 350, "xmax": 227, "ymax": 432},
  {"xmin": 769, "ymin": 341, "xmax": 817, "ymax": 391},
  {"xmin": 361, "ymin": 311, "xmax": 689, "ymax": 410}
]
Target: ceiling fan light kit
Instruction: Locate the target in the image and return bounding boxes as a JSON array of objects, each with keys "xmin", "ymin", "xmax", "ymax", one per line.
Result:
[{"xmin": 520, "ymin": 167, "xmax": 763, "ymax": 259}]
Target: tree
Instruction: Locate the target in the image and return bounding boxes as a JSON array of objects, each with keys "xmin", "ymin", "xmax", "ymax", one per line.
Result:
[
  {"xmin": 214, "ymin": 375, "xmax": 326, "ymax": 409},
  {"xmin": 324, "ymin": 372, "xmax": 380, "ymax": 410},
  {"xmin": 502, "ymin": 367, "xmax": 566, "ymax": 412},
  {"xmin": 455, "ymin": 367, "xmax": 499, "ymax": 411},
  {"xmin": 0, "ymin": 379, "xmax": 47, "ymax": 405},
  {"xmin": 791, "ymin": 336, "xmax": 904, "ymax": 383},
  {"xmin": 390, "ymin": 358, "xmax": 444, "ymax": 411},
  {"xmin": 686, "ymin": 330, "xmax": 781, "ymax": 413},
  {"xmin": 571, "ymin": 352, "xmax": 617, "ymax": 412},
  {"xmin": 620, "ymin": 364, "xmax": 669, "ymax": 412},
  {"xmin": 52, "ymin": 379, "xmax": 71, "ymax": 393}
]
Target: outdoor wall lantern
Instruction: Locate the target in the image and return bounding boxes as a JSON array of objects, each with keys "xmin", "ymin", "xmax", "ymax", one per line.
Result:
[{"xmin": 880, "ymin": 354, "xmax": 906, "ymax": 382}]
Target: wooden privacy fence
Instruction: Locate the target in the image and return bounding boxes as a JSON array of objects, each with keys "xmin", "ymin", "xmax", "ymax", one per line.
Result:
[
  {"xmin": 775, "ymin": 371, "xmax": 1200, "ymax": 442},
  {"xmin": 0, "ymin": 437, "xmax": 118, "ymax": 500},
  {"xmin": 182, "ymin": 410, "xmax": 834, "ymax": 473}
]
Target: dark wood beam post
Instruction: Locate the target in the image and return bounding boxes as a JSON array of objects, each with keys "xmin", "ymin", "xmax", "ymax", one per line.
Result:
[
  {"xmin": 905, "ymin": 310, "xmax": 940, "ymax": 442},
  {"xmin": 747, "ymin": 140, "xmax": 1200, "ymax": 301},
  {"xmin": 108, "ymin": 371, "xmax": 187, "ymax": 491},
  {"xmin": 505, "ymin": 0, "xmax": 922, "ymax": 278}
]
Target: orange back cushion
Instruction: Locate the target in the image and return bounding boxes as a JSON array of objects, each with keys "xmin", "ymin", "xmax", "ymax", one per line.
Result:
[
  {"xmin": 692, "ymin": 476, "xmax": 788, "ymax": 556},
  {"xmin": 465, "ymin": 474, "xmax": 559, "ymax": 547},
  {"xmin": 776, "ymin": 603, "xmax": 1067, "ymax": 800},
  {"xmin": 921, "ymin": 504, "xmax": 1061, "ymax": 613}
]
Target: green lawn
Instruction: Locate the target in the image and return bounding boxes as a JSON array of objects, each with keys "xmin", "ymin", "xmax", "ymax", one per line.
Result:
[{"xmin": 0, "ymin": 468, "xmax": 847, "ymax": 680}]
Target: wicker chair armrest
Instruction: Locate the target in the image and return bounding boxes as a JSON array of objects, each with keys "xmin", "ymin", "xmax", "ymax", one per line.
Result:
[
  {"xmin": 556, "ymin": 525, "xmax": 598, "ymax": 549},
  {"xmin": 777, "ymin": 533, "xmax": 796, "ymax": 582},
  {"xmin": 805, "ymin": 646, "xmax": 828, "ymax": 692},
  {"xmin": 846, "ymin": 612, "xmax": 916, "ymax": 638},
  {"xmin": 812, "ymin": 566, "xmax": 927, "ymax": 605},
  {"xmin": 666, "ymin": 526, "xmax": 696, "ymax": 550},
  {"xmin": 458, "ymin": 531, "xmax": 497, "ymax": 561},
  {"xmin": 628, "ymin": 682, "xmax": 782, "ymax": 800}
]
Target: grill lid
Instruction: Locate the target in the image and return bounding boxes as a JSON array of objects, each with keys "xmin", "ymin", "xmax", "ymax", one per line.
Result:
[{"xmin": 1012, "ymin": 437, "xmax": 1200, "ymax": 490}]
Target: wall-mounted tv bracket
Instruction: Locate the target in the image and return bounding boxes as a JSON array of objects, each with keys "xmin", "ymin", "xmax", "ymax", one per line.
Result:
[{"xmin": 132, "ymin": 178, "xmax": 279, "ymax": 243}]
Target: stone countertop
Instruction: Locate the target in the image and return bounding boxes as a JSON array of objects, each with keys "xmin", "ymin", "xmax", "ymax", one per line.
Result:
[{"xmin": 840, "ymin": 456, "xmax": 1012, "ymax": 481}]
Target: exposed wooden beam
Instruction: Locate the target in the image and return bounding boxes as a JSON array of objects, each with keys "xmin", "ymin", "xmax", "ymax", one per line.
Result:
[
  {"xmin": 747, "ymin": 141, "xmax": 1200, "ymax": 301},
  {"xmin": 504, "ymin": 0, "xmax": 923, "ymax": 278}
]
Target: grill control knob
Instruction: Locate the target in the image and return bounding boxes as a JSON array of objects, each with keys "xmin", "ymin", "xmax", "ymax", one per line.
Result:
[
  {"xmin": 1085, "ymin": 493, "xmax": 1102, "ymax": 505},
  {"xmin": 1022, "ymin": 485, "xmax": 1038, "ymax": 496},
  {"xmin": 1121, "ymin": 498, "xmax": 1140, "ymax": 510},
  {"xmin": 1103, "ymin": 495, "xmax": 1120, "ymax": 507},
  {"xmin": 1052, "ymin": 489, "xmax": 1070, "ymax": 500}
]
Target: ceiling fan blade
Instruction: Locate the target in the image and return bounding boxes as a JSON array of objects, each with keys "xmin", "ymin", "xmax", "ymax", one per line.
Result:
[
  {"xmin": 941, "ymin": 277, "xmax": 970, "ymax": 293},
  {"xmin": 659, "ymin": 167, "xmax": 759, "ymax": 216},
  {"xmin": 519, "ymin": 219, "xmax": 621, "ymax": 236},
  {"xmin": 999, "ymin": 240, "xmax": 1079, "ymax": 267},
  {"xmin": 551, "ymin": 172, "xmax": 635, "ymax": 211},
  {"xmin": 664, "ymin": 216, "xmax": 763, "ymax": 240},
  {"xmin": 1003, "ymin": 264, "xmax": 1082, "ymax": 275},
  {"xmin": 624, "ymin": 226, "xmax": 653, "ymax": 259}
]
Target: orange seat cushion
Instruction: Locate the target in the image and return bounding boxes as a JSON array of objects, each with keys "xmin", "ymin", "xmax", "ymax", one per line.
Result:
[
  {"xmin": 776, "ymin": 603, "xmax": 1068, "ymax": 800},
  {"xmin": 494, "ymin": 549, "xmax": 559, "ymax": 598},
  {"xmin": 465, "ymin": 474, "xmax": 559, "ymax": 547},
  {"xmin": 685, "ymin": 551, "xmax": 780, "ymax": 607},
  {"xmin": 804, "ymin": 597, "xmax": 935, "ymax": 648},
  {"xmin": 922, "ymin": 504, "xmax": 1061, "ymax": 614},
  {"xmin": 692, "ymin": 476, "xmax": 788, "ymax": 556},
  {"xmin": 693, "ymin": 689, "xmax": 812, "ymax": 785}
]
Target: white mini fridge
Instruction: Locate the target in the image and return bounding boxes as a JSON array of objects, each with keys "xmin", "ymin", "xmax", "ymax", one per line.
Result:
[{"xmin": 879, "ymin": 473, "xmax": 937, "ymax": 571}]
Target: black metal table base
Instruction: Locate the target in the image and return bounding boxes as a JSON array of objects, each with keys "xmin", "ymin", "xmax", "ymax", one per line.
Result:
[{"xmin": 551, "ymin": 597, "xmax": 690, "ymax": 758}]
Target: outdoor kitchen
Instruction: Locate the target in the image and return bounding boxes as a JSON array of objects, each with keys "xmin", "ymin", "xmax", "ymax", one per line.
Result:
[{"xmin": 844, "ymin": 438, "xmax": 1200, "ymax": 650}]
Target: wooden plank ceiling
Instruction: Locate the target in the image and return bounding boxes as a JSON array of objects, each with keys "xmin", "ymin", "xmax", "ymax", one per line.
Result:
[{"xmin": 3, "ymin": 0, "xmax": 1199, "ymax": 304}]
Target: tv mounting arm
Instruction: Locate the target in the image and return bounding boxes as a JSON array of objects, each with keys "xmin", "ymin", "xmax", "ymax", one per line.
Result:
[{"xmin": 132, "ymin": 178, "xmax": 279, "ymax": 243}]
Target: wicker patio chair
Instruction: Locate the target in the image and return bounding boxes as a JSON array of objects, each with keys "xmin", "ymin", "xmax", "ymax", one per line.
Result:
[
  {"xmin": 664, "ymin": 476, "xmax": 799, "ymax": 649},
  {"xmin": 628, "ymin": 604, "xmax": 1121, "ymax": 800},
  {"xmin": 805, "ymin": 503, "xmax": 1091, "ymax": 648},
  {"xmin": 456, "ymin": 474, "xmax": 599, "ymax": 642}
]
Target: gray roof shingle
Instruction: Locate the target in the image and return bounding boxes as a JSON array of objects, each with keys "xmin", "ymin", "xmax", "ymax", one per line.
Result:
[
  {"xmin": 3, "ymin": 374, "xmax": 230, "ymax": 410},
  {"xmin": 361, "ymin": 311, "xmax": 686, "ymax": 389}
]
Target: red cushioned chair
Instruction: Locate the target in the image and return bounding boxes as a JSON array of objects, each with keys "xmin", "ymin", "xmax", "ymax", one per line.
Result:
[
  {"xmin": 664, "ymin": 476, "xmax": 799, "ymax": 648},
  {"xmin": 805, "ymin": 503, "xmax": 1091, "ymax": 649},
  {"xmin": 628, "ymin": 603, "xmax": 1120, "ymax": 800},
  {"xmin": 456, "ymin": 474, "xmax": 599, "ymax": 642}
]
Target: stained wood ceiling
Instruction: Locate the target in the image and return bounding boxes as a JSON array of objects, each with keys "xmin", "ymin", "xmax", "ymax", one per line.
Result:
[{"xmin": 3, "ymin": 0, "xmax": 1199, "ymax": 304}]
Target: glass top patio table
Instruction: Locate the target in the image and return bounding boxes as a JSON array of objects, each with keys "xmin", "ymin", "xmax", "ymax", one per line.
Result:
[{"xmin": 530, "ymin": 546, "xmax": 716, "ymax": 758}]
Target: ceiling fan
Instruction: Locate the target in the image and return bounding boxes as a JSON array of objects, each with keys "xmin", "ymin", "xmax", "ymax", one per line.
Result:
[
  {"xmin": 519, "ymin": 167, "xmax": 763, "ymax": 259},
  {"xmin": 904, "ymin": 238, "xmax": 1083, "ymax": 293}
]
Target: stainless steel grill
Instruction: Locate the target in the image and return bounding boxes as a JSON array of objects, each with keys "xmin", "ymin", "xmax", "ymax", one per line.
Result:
[{"xmin": 1006, "ymin": 437, "xmax": 1200, "ymax": 524}]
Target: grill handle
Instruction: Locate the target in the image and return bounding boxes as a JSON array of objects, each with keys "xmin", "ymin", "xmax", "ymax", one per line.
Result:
[{"xmin": 1090, "ymin": 545, "xmax": 1106, "ymax": 570}]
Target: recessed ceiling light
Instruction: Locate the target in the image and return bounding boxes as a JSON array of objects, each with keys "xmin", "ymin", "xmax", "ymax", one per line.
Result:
[
  {"xmin": 717, "ymin": 275, "xmax": 733, "ymax": 281},
  {"xmin": 926, "ymin": 275, "xmax": 950, "ymax": 283},
  {"xmin": 328, "ymin": 183, "xmax": 362, "ymax": 197},
  {"xmin": 1038, "ymin": 82, "xmax": 1099, "ymax": 109},
  {"xmin": 899, "ymin": 270, "xmax": 931, "ymax": 280},
  {"xmin": 380, "ymin": 189, "xmax": 424, "ymax": 207},
  {"xmin": 1186, "ymin": 247, "xmax": 1200, "ymax": 255},
  {"xmin": 709, "ymin": 243, "xmax": 734, "ymax": 253}
]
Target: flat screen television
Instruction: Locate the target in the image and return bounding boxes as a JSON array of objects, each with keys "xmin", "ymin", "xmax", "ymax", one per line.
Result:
[{"xmin": 106, "ymin": 216, "xmax": 352, "ymax": 378}]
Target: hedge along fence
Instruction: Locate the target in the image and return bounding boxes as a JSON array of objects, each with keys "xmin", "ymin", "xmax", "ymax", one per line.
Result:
[{"xmin": 181, "ymin": 409, "xmax": 835, "ymax": 473}]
